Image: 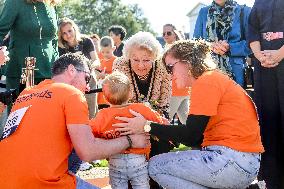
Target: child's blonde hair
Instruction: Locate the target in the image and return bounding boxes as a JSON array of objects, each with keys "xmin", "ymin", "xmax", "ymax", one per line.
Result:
[{"xmin": 102, "ymin": 71, "xmax": 130, "ymax": 105}]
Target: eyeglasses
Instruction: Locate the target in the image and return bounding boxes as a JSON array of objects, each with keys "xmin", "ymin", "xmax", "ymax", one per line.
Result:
[
  {"xmin": 163, "ymin": 31, "xmax": 173, "ymax": 37},
  {"xmin": 165, "ymin": 61, "xmax": 179, "ymax": 74},
  {"xmin": 165, "ymin": 60, "xmax": 188, "ymax": 74},
  {"xmin": 75, "ymin": 68, "xmax": 91, "ymax": 84}
]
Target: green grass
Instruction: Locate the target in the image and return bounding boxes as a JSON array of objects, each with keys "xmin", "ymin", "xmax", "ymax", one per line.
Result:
[
  {"xmin": 171, "ymin": 144, "xmax": 191, "ymax": 152},
  {"xmin": 91, "ymin": 159, "xmax": 109, "ymax": 167}
]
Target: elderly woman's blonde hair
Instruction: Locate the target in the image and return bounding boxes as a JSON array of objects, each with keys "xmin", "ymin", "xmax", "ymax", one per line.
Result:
[
  {"xmin": 123, "ymin": 32, "xmax": 162, "ymax": 60},
  {"xmin": 27, "ymin": 0, "xmax": 62, "ymax": 5},
  {"xmin": 102, "ymin": 71, "xmax": 131, "ymax": 105},
  {"xmin": 163, "ymin": 39, "xmax": 216, "ymax": 79},
  {"xmin": 58, "ymin": 17, "xmax": 83, "ymax": 49}
]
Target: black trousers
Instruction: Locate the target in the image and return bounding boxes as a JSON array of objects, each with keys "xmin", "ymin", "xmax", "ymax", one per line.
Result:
[{"xmin": 254, "ymin": 58, "xmax": 284, "ymax": 189}]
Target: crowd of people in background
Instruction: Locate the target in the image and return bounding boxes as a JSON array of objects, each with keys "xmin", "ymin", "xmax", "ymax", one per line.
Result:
[{"xmin": 0, "ymin": 0, "xmax": 283, "ymax": 188}]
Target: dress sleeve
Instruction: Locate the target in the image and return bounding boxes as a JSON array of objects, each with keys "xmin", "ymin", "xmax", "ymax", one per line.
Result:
[
  {"xmin": 247, "ymin": 2, "xmax": 261, "ymax": 44},
  {"xmin": 0, "ymin": 0, "xmax": 19, "ymax": 41}
]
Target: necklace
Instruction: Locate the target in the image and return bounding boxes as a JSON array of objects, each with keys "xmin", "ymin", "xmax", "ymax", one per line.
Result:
[
  {"xmin": 136, "ymin": 72, "xmax": 150, "ymax": 81},
  {"xmin": 130, "ymin": 62, "xmax": 156, "ymax": 103}
]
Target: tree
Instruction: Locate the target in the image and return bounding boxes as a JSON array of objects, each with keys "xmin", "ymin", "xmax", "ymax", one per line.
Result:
[{"xmin": 57, "ymin": 0, "xmax": 155, "ymax": 38}]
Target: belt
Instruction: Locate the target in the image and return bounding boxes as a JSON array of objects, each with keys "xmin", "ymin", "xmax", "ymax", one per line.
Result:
[{"xmin": 262, "ymin": 32, "xmax": 283, "ymax": 41}]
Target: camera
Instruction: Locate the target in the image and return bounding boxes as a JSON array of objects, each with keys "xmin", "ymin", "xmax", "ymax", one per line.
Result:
[{"xmin": 0, "ymin": 88, "xmax": 17, "ymax": 105}]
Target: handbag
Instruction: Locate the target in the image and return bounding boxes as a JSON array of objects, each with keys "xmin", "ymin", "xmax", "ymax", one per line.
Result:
[{"xmin": 244, "ymin": 65, "xmax": 254, "ymax": 89}]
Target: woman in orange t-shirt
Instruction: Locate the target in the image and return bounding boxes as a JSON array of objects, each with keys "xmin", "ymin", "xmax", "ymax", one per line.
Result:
[{"xmin": 114, "ymin": 40, "xmax": 264, "ymax": 189}]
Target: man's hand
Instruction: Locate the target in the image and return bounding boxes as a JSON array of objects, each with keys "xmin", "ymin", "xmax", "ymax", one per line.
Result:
[
  {"xmin": 129, "ymin": 134, "xmax": 151, "ymax": 148},
  {"xmin": 113, "ymin": 109, "xmax": 147, "ymax": 135}
]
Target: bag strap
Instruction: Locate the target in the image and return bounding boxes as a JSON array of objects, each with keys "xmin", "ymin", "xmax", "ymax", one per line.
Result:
[{"xmin": 240, "ymin": 5, "xmax": 245, "ymax": 41}]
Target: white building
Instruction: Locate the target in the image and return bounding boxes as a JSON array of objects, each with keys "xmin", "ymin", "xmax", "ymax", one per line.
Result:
[{"xmin": 187, "ymin": 2, "xmax": 207, "ymax": 39}]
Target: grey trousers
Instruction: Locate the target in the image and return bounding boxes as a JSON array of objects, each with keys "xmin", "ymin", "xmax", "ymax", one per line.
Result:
[{"xmin": 169, "ymin": 96, "xmax": 190, "ymax": 124}]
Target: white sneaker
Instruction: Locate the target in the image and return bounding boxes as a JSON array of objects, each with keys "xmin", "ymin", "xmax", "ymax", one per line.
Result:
[
  {"xmin": 79, "ymin": 162, "xmax": 92, "ymax": 171},
  {"xmin": 257, "ymin": 181, "xmax": 266, "ymax": 189}
]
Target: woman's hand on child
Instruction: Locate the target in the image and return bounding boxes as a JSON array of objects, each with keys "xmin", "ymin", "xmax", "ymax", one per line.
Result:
[{"xmin": 113, "ymin": 109, "xmax": 146, "ymax": 135}]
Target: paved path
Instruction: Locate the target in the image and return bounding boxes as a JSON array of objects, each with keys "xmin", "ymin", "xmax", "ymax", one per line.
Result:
[{"xmin": 77, "ymin": 167, "xmax": 111, "ymax": 188}]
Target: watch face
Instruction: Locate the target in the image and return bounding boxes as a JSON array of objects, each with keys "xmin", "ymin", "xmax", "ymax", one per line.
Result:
[{"xmin": 144, "ymin": 124, "xmax": 151, "ymax": 132}]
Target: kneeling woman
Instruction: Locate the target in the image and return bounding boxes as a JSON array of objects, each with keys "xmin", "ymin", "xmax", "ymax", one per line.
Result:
[{"xmin": 114, "ymin": 40, "xmax": 264, "ymax": 189}]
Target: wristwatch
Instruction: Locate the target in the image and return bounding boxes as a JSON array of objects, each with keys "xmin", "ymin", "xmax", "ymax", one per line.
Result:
[{"xmin": 144, "ymin": 120, "xmax": 152, "ymax": 132}]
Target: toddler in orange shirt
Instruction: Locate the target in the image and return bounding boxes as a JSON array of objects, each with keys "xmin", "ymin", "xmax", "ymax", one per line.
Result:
[
  {"xmin": 90, "ymin": 71, "xmax": 163, "ymax": 189},
  {"xmin": 96, "ymin": 36, "xmax": 117, "ymax": 109}
]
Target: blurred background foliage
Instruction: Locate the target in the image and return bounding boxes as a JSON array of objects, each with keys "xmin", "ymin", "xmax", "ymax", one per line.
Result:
[{"xmin": 56, "ymin": 0, "xmax": 155, "ymax": 38}]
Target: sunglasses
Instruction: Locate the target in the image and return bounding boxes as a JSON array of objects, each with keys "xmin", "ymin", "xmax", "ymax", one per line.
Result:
[
  {"xmin": 165, "ymin": 60, "xmax": 188, "ymax": 74},
  {"xmin": 163, "ymin": 31, "xmax": 173, "ymax": 37},
  {"xmin": 75, "ymin": 68, "xmax": 91, "ymax": 84},
  {"xmin": 165, "ymin": 61, "xmax": 178, "ymax": 74}
]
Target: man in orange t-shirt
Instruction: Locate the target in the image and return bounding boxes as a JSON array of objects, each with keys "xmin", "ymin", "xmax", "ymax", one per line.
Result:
[
  {"xmin": 0, "ymin": 53, "xmax": 149, "ymax": 189},
  {"xmin": 96, "ymin": 36, "xmax": 117, "ymax": 109},
  {"xmin": 90, "ymin": 71, "xmax": 163, "ymax": 189}
]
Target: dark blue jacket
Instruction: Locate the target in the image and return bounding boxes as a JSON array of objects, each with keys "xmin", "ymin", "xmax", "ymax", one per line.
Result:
[{"xmin": 248, "ymin": 0, "xmax": 284, "ymax": 50}]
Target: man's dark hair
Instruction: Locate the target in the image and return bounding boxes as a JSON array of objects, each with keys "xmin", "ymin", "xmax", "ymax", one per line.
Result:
[
  {"xmin": 108, "ymin": 25, "xmax": 127, "ymax": 40},
  {"xmin": 51, "ymin": 53, "xmax": 89, "ymax": 77}
]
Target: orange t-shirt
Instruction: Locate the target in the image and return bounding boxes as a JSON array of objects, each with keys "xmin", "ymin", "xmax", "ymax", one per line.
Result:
[
  {"xmin": 97, "ymin": 53, "xmax": 117, "ymax": 105},
  {"xmin": 98, "ymin": 53, "xmax": 116, "ymax": 74},
  {"xmin": 0, "ymin": 80, "xmax": 89, "ymax": 189},
  {"xmin": 172, "ymin": 79, "xmax": 191, "ymax": 96},
  {"xmin": 189, "ymin": 71, "xmax": 264, "ymax": 153},
  {"xmin": 90, "ymin": 103, "xmax": 163, "ymax": 156}
]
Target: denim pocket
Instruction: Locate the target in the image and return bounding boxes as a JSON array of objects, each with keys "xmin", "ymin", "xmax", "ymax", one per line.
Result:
[{"xmin": 211, "ymin": 160, "xmax": 252, "ymax": 188}]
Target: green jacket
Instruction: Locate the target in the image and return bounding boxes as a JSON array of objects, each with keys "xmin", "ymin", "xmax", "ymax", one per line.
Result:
[{"xmin": 0, "ymin": 0, "xmax": 58, "ymax": 78}]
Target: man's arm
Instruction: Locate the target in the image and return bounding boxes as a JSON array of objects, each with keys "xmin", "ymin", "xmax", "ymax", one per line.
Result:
[{"xmin": 67, "ymin": 124, "xmax": 149, "ymax": 162}]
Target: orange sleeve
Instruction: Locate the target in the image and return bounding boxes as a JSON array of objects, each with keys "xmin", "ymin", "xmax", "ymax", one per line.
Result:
[
  {"xmin": 190, "ymin": 81, "xmax": 221, "ymax": 116},
  {"xmin": 64, "ymin": 93, "xmax": 89, "ymax": 125},
  {"xmin": 89, "ymin": 111, "xmax": 105, "ymax": 137}
]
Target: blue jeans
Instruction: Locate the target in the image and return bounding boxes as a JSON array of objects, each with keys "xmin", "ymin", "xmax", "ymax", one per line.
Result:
[
  {"xmin": 109, "ymin": 153, "xmax": 150, "ymax": 189},
  {"xmin": 68, "ymin": 149, "xmax": 82, "ymax": 174},
  {"xmin": 76, "ymin": 177, "xmax": 99, "ymax": 189},
  {"xmin": 149, "ymin": 145, "xmax": 260, "ymax": 189}
]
